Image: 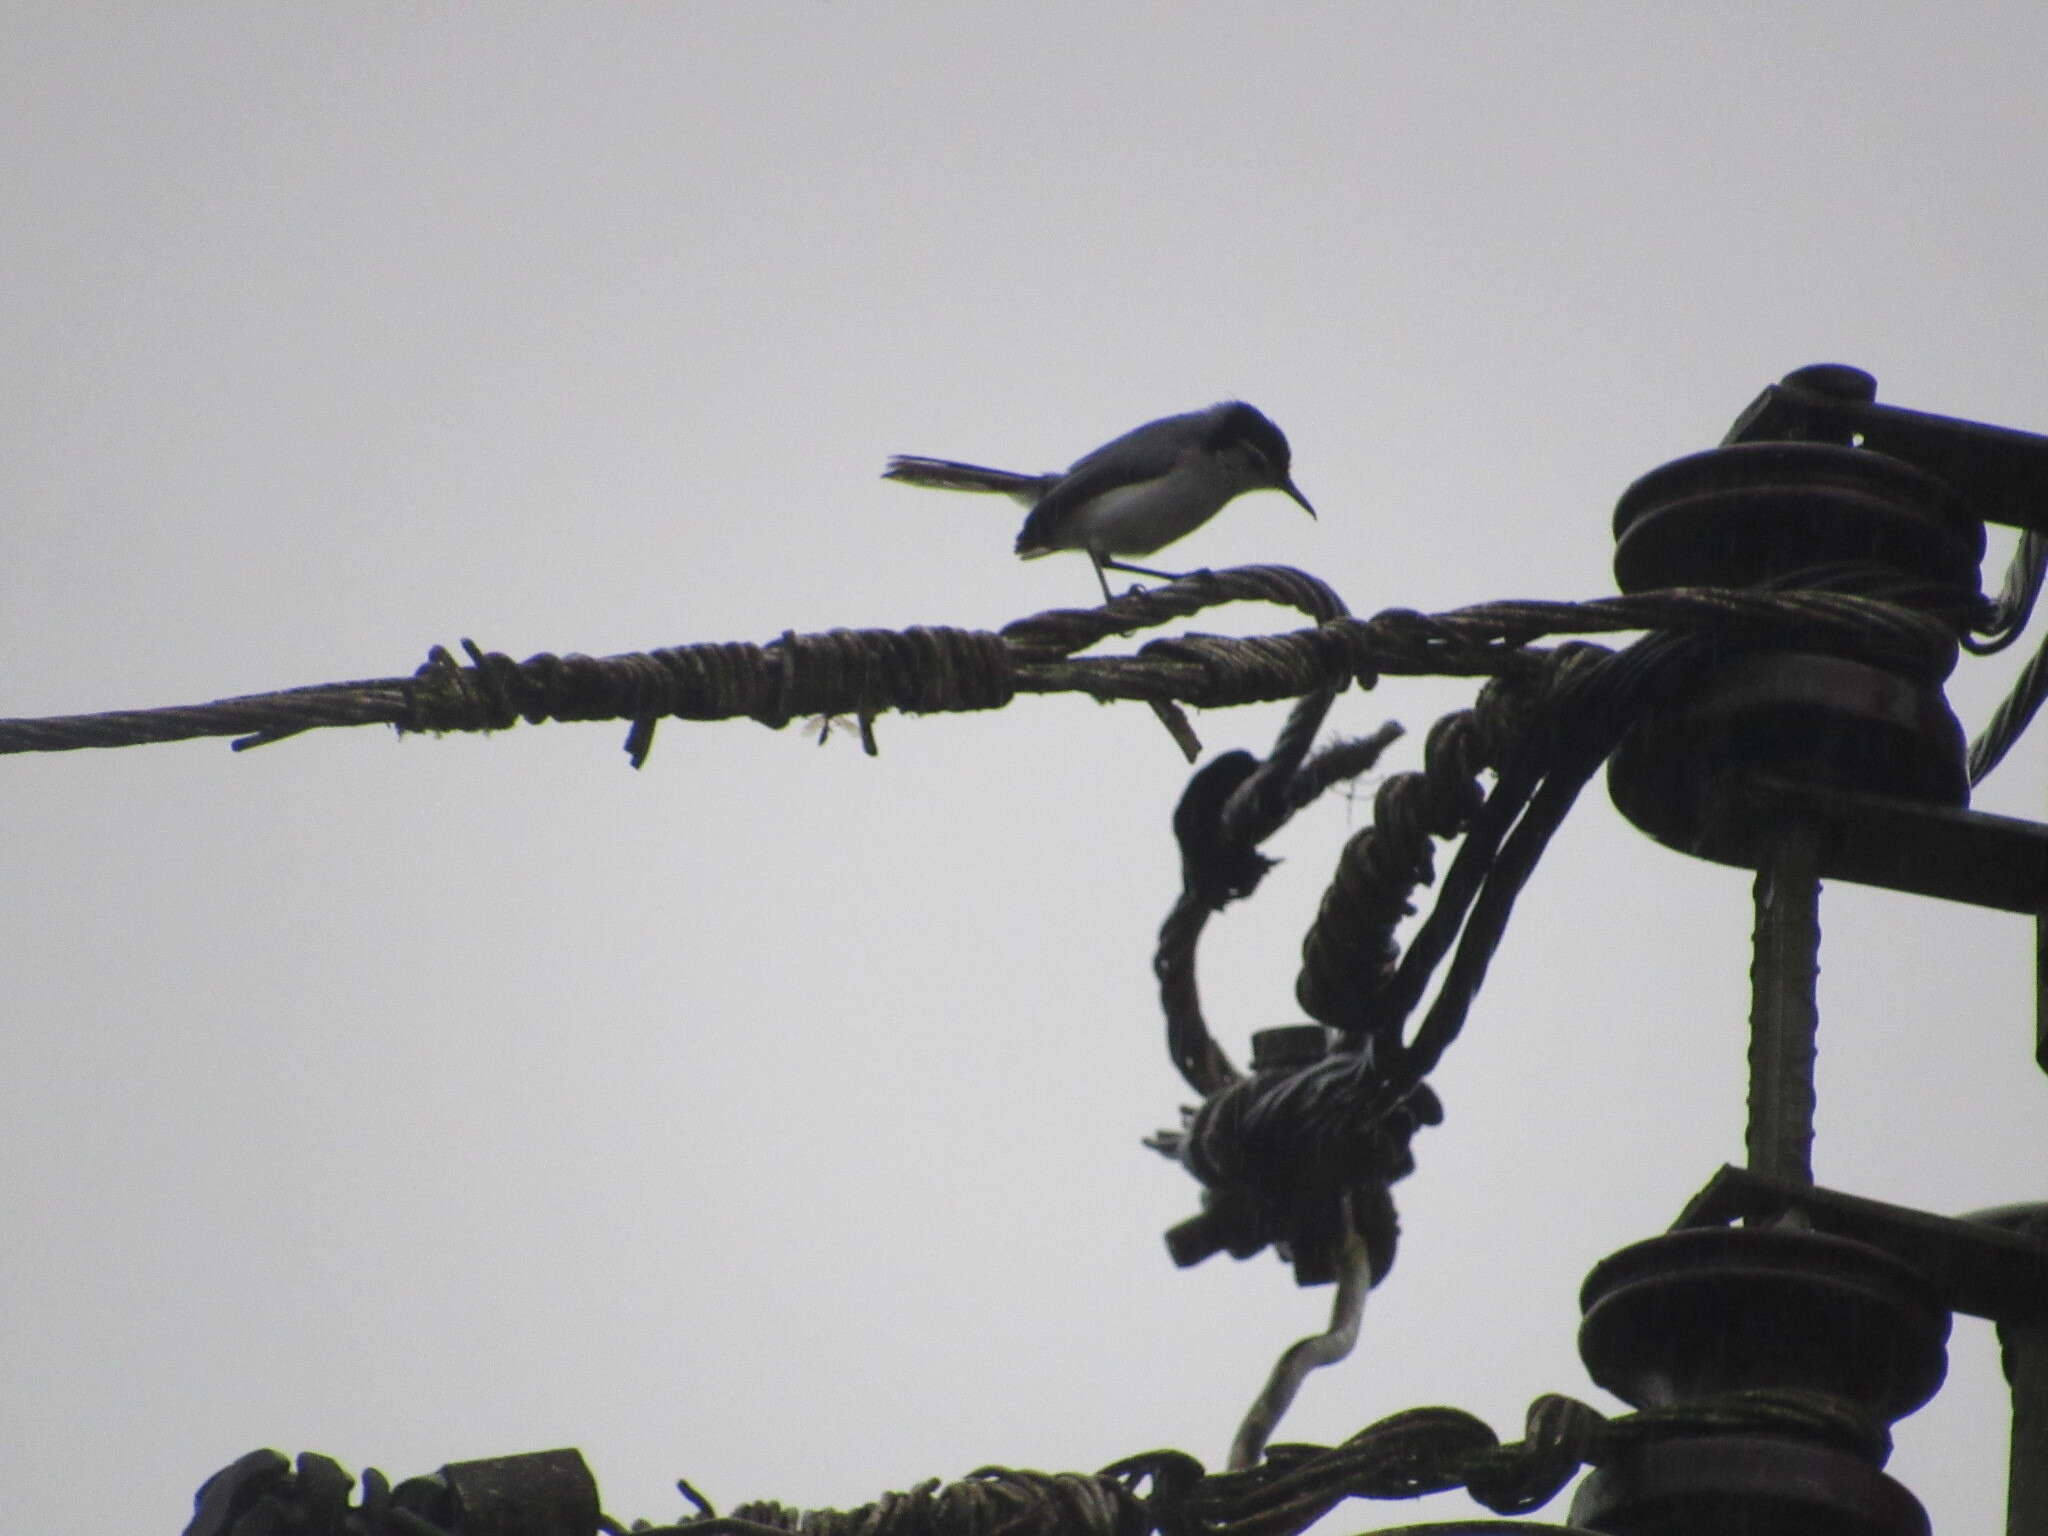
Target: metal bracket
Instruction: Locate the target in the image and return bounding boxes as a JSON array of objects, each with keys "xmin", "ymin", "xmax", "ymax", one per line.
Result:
[
  {"xmin": 1703, "ymin": 773, "xmax": 2048, "ymax": 915},
  {"xmin": 1675, "ymin": 1164, "xmax": 2048, "ymax": 1325},
  {"xmin": 1725, "ymin": 364, "xmax": 2048, "ymax": 535}
]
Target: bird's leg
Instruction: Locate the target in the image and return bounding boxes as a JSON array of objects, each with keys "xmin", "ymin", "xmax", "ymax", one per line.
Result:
[
  {"xmin": 1101, "ymin": 557, "xmax": 1188, "ymax": 582},
  {"xmin": 1088, "ymin": 552, "xmax": 1116, "ymax": 603},
  {"xmin": 1084, "ymin": 552, "xmax": 1202, "ymax": 760}
]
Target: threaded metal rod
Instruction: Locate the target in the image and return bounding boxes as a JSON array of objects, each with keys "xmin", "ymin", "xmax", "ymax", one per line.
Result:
[{"xmin": 1748, "ymin": 821, "xmax": 1823, "ymax": 1185}]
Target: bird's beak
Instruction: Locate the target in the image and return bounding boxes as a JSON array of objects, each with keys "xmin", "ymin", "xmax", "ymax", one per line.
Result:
[{"xmin": 1280, "ymin": 478, "xmax": 1317, "ymax": 519}]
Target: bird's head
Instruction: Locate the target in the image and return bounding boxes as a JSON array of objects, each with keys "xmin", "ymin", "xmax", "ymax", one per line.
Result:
[{"xmin": 1206, "ymin": 402, "xmax": 1316, "ymax": 517}]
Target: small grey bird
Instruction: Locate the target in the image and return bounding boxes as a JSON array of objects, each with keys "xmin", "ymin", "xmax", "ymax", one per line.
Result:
[{"xmin": 884, "ymin": 401, "xmax": 1316, "ymax": 601}]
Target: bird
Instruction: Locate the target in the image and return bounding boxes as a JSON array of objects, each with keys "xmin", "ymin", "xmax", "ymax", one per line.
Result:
[{"xmin": 883, "ymin": 401, "xmax": 1316, "ymax": 601}]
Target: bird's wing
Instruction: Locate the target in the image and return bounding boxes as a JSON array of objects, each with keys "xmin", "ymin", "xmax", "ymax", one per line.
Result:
[{"xmin": 1015, "ymin": 411, "xmax": 1201, "ymax": 553}]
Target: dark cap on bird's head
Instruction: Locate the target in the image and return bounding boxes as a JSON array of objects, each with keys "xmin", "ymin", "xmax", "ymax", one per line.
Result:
[{"xmin": 1204, "ymin": 401, "xmax": 1316, "ymax": 517}]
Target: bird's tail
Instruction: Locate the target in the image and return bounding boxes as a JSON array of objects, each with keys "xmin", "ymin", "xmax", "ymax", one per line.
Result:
[{"xmin": 882, "ymin": 456, "xmax": 1055, "ymax": 502}]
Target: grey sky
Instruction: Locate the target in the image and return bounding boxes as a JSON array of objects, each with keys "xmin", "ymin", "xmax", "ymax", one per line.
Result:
[{"xmin": 4, "ymin": 6, "xmax": 2045, "ymax": 1532}]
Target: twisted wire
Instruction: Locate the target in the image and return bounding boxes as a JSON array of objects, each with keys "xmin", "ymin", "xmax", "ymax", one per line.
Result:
[
  {"xmin": 0, "ymin": 574, "xmax": 1954, "ymax": 760},
  {"xmin": 998, "ymin": 566, "xmax": 1350, "ymax": 658},
  {"xmin": 1292, "ymin": 665, "xmax": 1561, "ymax": 1043},
  {"xmin": 1157, "ymin": 568, "xmax": 1966, "ymax": 1274},
  {"xmin": 1156, "ymin": 718, "xmax": 1408, "ymax": 1096},
  {"xmin": 186, "ymin": 1390, "xmax": 1886, "ymax": 1536},
  {"xmin": 676, "ymin": 1468, "xmax": 1151, "ymax": 1536},
  {"xmin": 1132, "ymin": 1388, "xmax": 1887, "ymax": 1536}
]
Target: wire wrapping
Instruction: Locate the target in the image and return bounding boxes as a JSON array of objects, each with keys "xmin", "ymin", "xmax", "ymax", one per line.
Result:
[
  {"xmin": 1147, "ymin": 567, "xmax": 1972, "ymax": 1428},
  {"xmin": 183, "ymin": 1389, "xmax": 1887, "ymax": 1536},
  {"xmin": 0, "ymin": 570, "xmax": 1957, "ymax": 761}
]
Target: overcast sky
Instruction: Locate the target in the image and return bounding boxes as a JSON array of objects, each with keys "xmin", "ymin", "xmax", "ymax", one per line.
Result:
[{"xmin": 6, "ymin": 7, "xmax": 2047, "ymax": 1533}]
